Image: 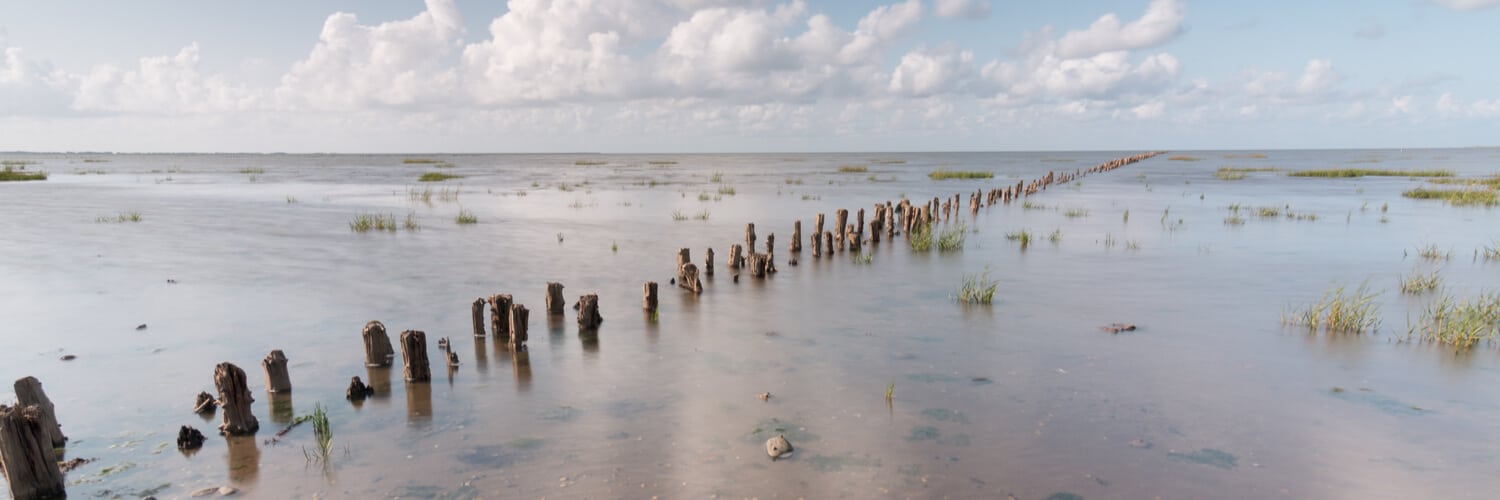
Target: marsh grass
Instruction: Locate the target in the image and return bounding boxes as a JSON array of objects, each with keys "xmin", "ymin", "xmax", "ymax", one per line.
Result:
[
  {"xmin": 1048, "ymin": 228, "xmax": 1062, "ymax": 244},
  {"xmin": 710, "ymin": 172, "xmax": 724, "ymax": 183},
  {"xmin": 403, "ymin": 212, "xmax": 420, "ymax": 231},
  {"xmin": 1282, "ymin": 283, "xmax": 1381, "ymax": 334},
  {"xmin": 937, "ymin": 224, "xmax": 966, "ymax": 252},
  {"xmin": 885, "ymin": 383, "xmax": 895, "ymax": 401},
  {"xmin": 1415, "ymin": 243, "xmax": 1450, "ymax": 261},
  {"xmin": 1407, "ymin": 292, "xmax": 1500, "ymax": 348},
  {"xmin": 1004, "ymin": 229, "xmax": 1032, "ymax": 249},
  {"xmin": 1022, "ymin": 201, "xmax": 1047, "ymax": 211},
  {"xmin": 1401, "ymin": 187, "xmax": 1498, "ymax": 207},
  {"xmin": 349, "ymin": 213, "xmax": 397, "ymax": 232},
  {"xmin": 1224, "ymin": 215, "xmax": 1246, "ymax": 225},
  {"xmin": 238, "ymin": 167, "xmax": 265, "ymax": 174},
  {"xmin": 1399, "ymin": 268, "xmax": 1441, "ymax": 294},
  {"xmin": 957, "ymin": 269, "xmax": 998, "ymax": 305},
  {"xmin": 1063, "ymin": 208, "xmax": 1088, "ymax": 218},
  {"xmin": 647, "ymin": 160, "xmax": 677, "ymax": 165},
  {"xmin": 838, "ymin": 165, "xmax": 868, "ymax": 173},
  {"xmin": 784, "ymin": 177, "xmax": 804, "ymax": 185},
  {"xmin": 1288, "ymin": 168, "xmax": 1453, "ymax": 178},
  {"xmin": 694, "ymin": 209, "xmax": 711, "ymax": 221},
  {"xmin": 418, "ymin": 172, "xmax": 463, "ymax": 182},
  {"xmin": 852, "ymin": 251, "xmax": 873, "ymax": 265},
  {"xmin": 1122, "ymin": 209, "xmax": 1129, "ymax": 223},
  {"xmin": 1168, "ymin": 155, "xmax": 1202, "ymax": 161},
  {"xmin": 0, "ymin": 166, "xmax": 47, "ymax": 181},
  {"xmin": 1427, "ymin": 174, "xmax": 1500, "ymax": 189},
  {"xmin": 454, "ymin": 208, "xmax": 477, "ymax": 224},
  {"xmin": 402, "ymin": 158, "xmax": 443, "ymax": 164},
  {"xmin": 928, "ymin": 169, "xmax": 993, "ymax": 180},
  {"xmin": 285, "ymin": 196, "xmax": 299, "ymax": 204},
  {"xmin": 303, "ymin": 403, "xmax": 334, "ymax": 465},
  {"xmin": 908, "ymin": 223, "xmax": 933, "ymax": 251},
  {"xmin": 574, "ymin": 160, "xmax": 606, "ymax": 166},
  {"xmin": 96, "ymin": 211, "xmax": 143, "ymax": 223},
  {"xmin": 671, "ymin": 210, "xmax": 689, "ymax": 221},
  {"xmin": 717, "ymin": 185, "xmax": 736, "ymax": 195},
  {"xmin": 1478, "ymin": 241, "xmax": 1500, "ymax": 262},
  {"xmin": 1214, "ymin": 170, "xmax": 1246, "ymax": 181}
]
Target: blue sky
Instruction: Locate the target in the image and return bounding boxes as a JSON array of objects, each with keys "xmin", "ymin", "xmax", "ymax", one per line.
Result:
[{"xmin": 1, "ymin": 0, "xmax": 1496, "ymax": 152}]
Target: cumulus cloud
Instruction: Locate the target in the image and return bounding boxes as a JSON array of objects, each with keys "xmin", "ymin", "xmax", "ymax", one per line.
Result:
[
  {"xmin": 276, "ymin": 0, "xmax": 464, "ymax": 110},
  {"xmin": 1294, "ymin": 58, "xmax": 1339, "ymax": 96},
  {"xmin": 73, "ymin": 43, "xmax": 260, "ymax": 114},
  {"xmin": 0, "ymin": 47, "xmax": 75, "ymax": 115},
  {"xmin": 1436, "ymin": 92, "xmax": 1500, "ymax": 117},
  {"xmin": 1429, "ymin": 0, "xmax": 1500, "ymax": 10},
  {"xmin": 889, "ymin": 45, "xmax": 974, "ymax": 97},
  {"xmin": 1056, "ymin": 0, "xmax": 1185, "ymax": 59},
  {"xmin": 933, "ymin": 0, "xmax": 990, "ymax": 20}
]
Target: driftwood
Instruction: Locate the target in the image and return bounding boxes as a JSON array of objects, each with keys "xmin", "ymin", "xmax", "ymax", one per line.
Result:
[
  {"xmin": 261, "ymin": 350, "xmax": 291, "ymax": 393},
  {"xmin": 510, "ymin": 304, "xmax": 530, "ymax": 345},
  {"xmin": 400, "ymin": 330, "xmax": 431, "ymax": 382},
  {"xmin": 791, "ymin": 220, "xmax": 802, "ymax": 253},
  {"xmin": 345, "ymin": 376, "xmax": 372, "ymax": 401},
  {"xmin": 471, "ymin": 298, "xmax": 487, "ymax": 337},
  {"xmin": 213, "ymin": 362, "xmax": 259, "ymax": 436},
  {"xmin": 642, "ymin": 281, "xmax": 658, "ymax": 312},
  {"xmin": 193, "ymin": 391, "xmax": 218, "ymax": 415},
  {"xmin": 12, "ymin": 378, "xmax": 64, "ymax": 449},
  {"xmin": 0, "ymin": 404, "xmax": 66, "ymax": 500},
  {"xmin": 488, "ymin": 294, "xmax": 513, "ymax": 340},
  {"xmin": 545, "ymin": 282, "xmax": 565, "ymax": 315},
  {"xmin": 704, "ymin": 248, "xmax": 715, "ymax": 276},
  {"xmin": 362, "ymin": 320, "xmax": 394, "ymax": 367},
  {"xmin": 577, "ymin": 294, "xmax": 603, "ymax": 329},
  {"xmin": 177, "ymin": 425, "xmax": 206, "ymax": 450}
]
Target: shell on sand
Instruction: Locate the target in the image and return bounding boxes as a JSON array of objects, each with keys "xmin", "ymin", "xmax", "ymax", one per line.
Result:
[{"xmin": 765, "ymin": 434, "xmax": 793, "ymax": 459}]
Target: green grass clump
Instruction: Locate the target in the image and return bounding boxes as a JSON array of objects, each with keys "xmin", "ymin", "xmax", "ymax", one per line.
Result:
[
  {"xmin": 1427, "ymin": 174, "xmax": 1500, "ymax": 188},
  {"xmin": 1399, "ymin": 268, "xmax": 1441, "ymax": 294},
  {"xmin": 418, "ymin": 172, "xmax": 463, "ymax": 182},
  {"xmin": 96, "ymin": 211, "xmax": 143, "ymax": 223},
  {"xmin": 709, "ymin": 172, "xmax": 724, "ymax": 183},
  {"xmin": 403, "ymin": 212, "xmax": 421, "ymax": 231},
  {"xmin": 957, "ymin": 269, "xmax": 998, "ymax": 305},
  {"xmin": 1407, "ymin": 292, "xmax": 1500, "ymax": 348},
  {"xmin": 1168, "ymin": 155, "xmax": 1201, "ymax": 161},
  {"xmin": 838, "ymin": 165, "xmax": 868, "ymax": 173},
  {"xmin": 928, "ymin": 169, "xmax": 993, "ymax": 181},
  {"xmin": 937, "ymin": 224, "xmax": 966, "ymax": 252},
  {"xmin": 908, "ymin": 223, "xmax": 933, "ymax": 251},
  {"xmin": 574, "ymin": 160, "xmax": 606, "ymax": 166},
  {"xmin": 1289, "ymin": 169, "xmax": 1453, "ymax": 178},
  {"xmin": 1224, "ymin": 215, "xmax": 1246, "ymax": 225},
  {"xmin": 784, "ymin": 177, "xmax": 804, "ymax": 185},
  {"xmin": 403, "ymin": 158, "xmax": 443, "ymax": 164},
  {"xmin": 648, "ymin": 160, "xmax": 677, "ymax": 165},
  {"xmin": 238, "ymin": 167, "xmax": 265, "ymax": 174},
  {"xmin": 350, "ymin": 213, "xmax": 398, "ymax": 232},
  {"xmin": 1048, "ymin": 229, "xmax": 1062, "ymax": 244},
  {"xmin": 1021, "ymin": 201, "xmax": 1047, "ymax": 211},
  {"xmin": 852, "ymin": 251, "xmax": 873, "ymax": 265},
  {"xmin": 694, "ymin": 209, "xmax": 711, "ymax": 221},
  {"xmin": 0, "ymin": 166, "xmax": 47, "ymax": 181},
  {"xmin": 1479, "ymin": 242, "xmax": 1500, "ymax": 262},
  {"xmin": 718, "ymin": 185, "xmax": 736, "ymax": 195},
  {"xmin": 1282, "ymin": 283, "xmax": 1381, "ymax": 334},
  {"xmin": 303, "ymin": 403, "xmax": 334, "ymax": 464},
  {"xmin": 1401, "ymin": 187, "xmax": 1498, "ymax": 207},
  {"xmin": 1063, "ymin": 208, "xmax": 1088, "ymax": 218},
  {"xmin": 1258, "ymin": 206, "xmax": 1281, "ymax": 218},
  {"xmin": 455, "ymin": 208, "xmax": 478, "ymax": 225},
  {"xmin": 1215, "ymin": 170, "xmax": 1246, "ymax": 181},
  {"xmin": 671, "ymin": 210, "xmax": 688, "ymax": 221},
  {"xmin": 1004, "ymin": 229, "xmax": 1032, "ymax": 249},
  {"xmin": 1415, "ymin": 243, "xmax": 1450, "ymax": 261}
]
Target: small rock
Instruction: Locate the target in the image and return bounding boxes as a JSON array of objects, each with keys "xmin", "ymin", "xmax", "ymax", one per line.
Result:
[
  {"xmin": 166, "ymin": 279, "xmax": 178, "ymax": 284},
  {"xmin": 218, "ymin": 486, "xmax": 238, "ymax": 496},
  {"xmin": 756, "ymin": 392, "xmax": 771, "ymax": 401},
  {"xmin": 190, "ymin": 487, "xmax": 219, "ymax": 497},
  {"xmin": 346, "ymin": 376, "xmax": 372, "ymax": 401},
  {"xmin": 57, "ymin": 457, "xmax": 94, "ymax": 472},
  {"xmin": 1128, "ymin": 439, "xmax": 1152, "ymax": 449},
  {"xmin": 136, "ymin": 324, "xmax": 148, "ymax": 331},
  {"xmin": 178, "ymin": 425, "xmax": 207, "ymax": 450},
  {"xmin": 765, "ymin": 434, "xmax": 793, "ymax": 459},
  {"xmin": 60, "ymin": 354, "xmax": 76, "ymax": 361},
  {"xmin": 193, "ymin": 391, "xmax": 218, "ymax": 414}
]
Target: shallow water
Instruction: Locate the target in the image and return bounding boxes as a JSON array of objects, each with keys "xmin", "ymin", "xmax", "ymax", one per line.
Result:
[{"xmin": 2, "ymin": 149, "xmax": 1500, "ymax": 499}]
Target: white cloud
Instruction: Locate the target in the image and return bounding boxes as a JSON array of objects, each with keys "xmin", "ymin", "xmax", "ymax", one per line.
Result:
[
  {"xmin": 0, "ymin": 47, "xmax": 75, "ymax": 115},
  {"xmin": 1131, "ymin": 100, "xmax": 1164, "ymax": 119},
  {"xmin": 1429, "ymin": 0, "xmax": 1500, "ymax": 10},
  {"xmin": 1294, "ymin": 59, "xmax": 1338, "ymax": 96},
  {"xmin": 888, "ymin": 45, "xmax": 973, "ymax": 97},
  {"xmin": 933, "ymin": 0, "xmax": 990, "ymax": 20},
  {"xmin": 1435, "ymin": 92, "xmax": 1500, "ymax": 117},
  {"xmin": 1390, "ymin": 95, "xmax": 1413, "ymax": 114},
  {"xmin": 276, "ymin": 0, "xmax": 464, "ymax": 110},
  {"xmin": 72, "ymin": 43, "xmax": 259, "ymax": 114},
  {"xmin": 1056, "ymin": 0, "xmax": 1186, "ymax": 59}
]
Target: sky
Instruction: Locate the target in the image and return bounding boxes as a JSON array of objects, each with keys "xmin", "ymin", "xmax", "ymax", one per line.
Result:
[{"xmin": 1, "ymin": 0, "xmax": 1497, "ymax": 153}]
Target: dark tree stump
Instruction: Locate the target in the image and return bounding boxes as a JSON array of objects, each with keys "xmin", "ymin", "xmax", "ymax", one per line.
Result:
[
  {"xmin": 345, "ymin": 376, "xmax": 372, "ymax": 401},
  {"xmin": 261, "ymin": 350, "xmax": 291, "ymax": 394},
  {"xmin": 642, "ymin": 281, "xmax": 658, "ymax": 312},
  {"xmin": 193, "ymin": 391, "xmax": 218, "ymax": 415},
  {"xmin": 679, "ymin": 263, "xmax": 703, "ymax": 294},
  {"xmin": 577, "ymin": 294, "xmax": 603, "ymax": 329},
  {"xmin": 11, "ymin": 378, "xmax": 64, "ymax": 449},
  {"xmin": 471, "ymin": 298, "xmax": 487, "ymax": 337},
  {"xmin": 488, "ymin": 294, "xmax": 513, "ymax": 340},
  {"xmin": 704, "ymin": 247, "xmax": 715, "ymax": 276},
  {"xmin": 213, "ymin": 362, "xmax": 259, "ymax": 436},
  {"xmin": 400, "ymin": 330, "xmax": 431, "ymax": 382},
  {"xmin": 362, "ymin": 320, "xmax": 394, "ymax": 368},
  {"xmin": 766, "ymin": 233, "xmax": 775, "ymax": 255},
  {"xmin": 177, "ymin": 425, "xmax": 206, "ymax": 450},
  {"xmin": 0, "ymin": 404, "xmax": 66, "ymax": 500},
  {"xmin": 510, "ymin": 304, "xmax": 530, "ymax": 346},
  {"xmin": 545, "ymin": 282, "xmax": 565, "ymax": 315}
]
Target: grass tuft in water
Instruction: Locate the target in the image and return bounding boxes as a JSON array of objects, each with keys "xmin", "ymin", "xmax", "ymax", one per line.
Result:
[
  {"xmin": 418, "ymin": 172, "xmax": 463, "ymax": 182},
  {"xmin": 852, "ymin": 251, "xmax": 873, "ymax": 265},
  {"xmin": 96, "ymin": 211, "xmax": 143, "ymax": 223},
  {"xmin": 0, "ymin": 166, "xmax": 47, "ymax": 181},
  {"xmin": 1415, "ymin": 243, "xmax": 1450, "ymax": 261},
  {"xmin": 694, "ymin": 209, "xmax": 711, "ymax": 221},
  {"xmin": 1407, "ymin": 291, "xmax": 1500, "ymax": 348},
  {"xmin": 709, "ymin": 172, "xmax": 724, "ymax": 183},
  {"xmin": 303, "ymin": 403, "xmax": 334, "ymax": 464},
  {"xmin": 1289, "ymin": 169, "xmax": 1453, "ymax": 178},
  {"xmin": 957, "ymin": 269, "xmax": 998, "ymax": 305},
  {"xmin": 1478, "ymin": 241, "xmax": 1500, "ymax": 262},
  {"xmin": 1004, "ymin": 229, "xmax": 1032, "ymax": 249},
  {"xmin": 1282, "ymin": 283, "xmax": 1381, "ymax": 334},
  {"xmin": 455, "ymin": 208, "xmax": 478, "ymax": 225},
  {"xmin": 1399, "ymin": 268, "xmax": 1441, "ymax": 294},
  {"xmin": 838, "ymin": 165, "xmax": 868, "ymax": 173},
  {"xmin": 1048, "ymin": 228, "xmax": 1062, "ymax": 244},
  {"xmin": 908, "ymin": 222, "xmax": 933, "ymax": 251},
  {"xmin": 1063, "ymin": 208, "xmax": 1088, "ymax": 218},
  {"xmin": 717, "ymin": 185, "xmax": 736, "ymax": 196},
  {"xmin": 937, "ymin": 223, "xmax": 966, "ymax": 252},
  {"xmin": 671, "ymin": 210, "xmax": 688, "ymax": 221},
  {"xmin": 1401, "ymin": 187, "xmax": 1498, "ymax": 207},
  {"xmin": 928, "ymin": 169, "xmax": 993, "ymax": 180},
  {"xmin": 350, "ymin": 213, "xmax": 397, "ymax": 233},
  {"xmin": 403, "ymin": 212, "xmax": 421, "ymax": 231}
]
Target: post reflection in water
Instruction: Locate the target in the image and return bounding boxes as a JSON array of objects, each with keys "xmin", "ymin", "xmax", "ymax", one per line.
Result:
[
  {"xmin": 366, "ymin": 366, "xmax": 393, "ymax": 403},
  {"xmin": 513, "ymin": 346, "xmax": 532, "ymax": 392},
  {"xmin": 547, "ymin": 314, "xmax": 566, "ymax": 349},
  {"xmin": 580, "ymin": 328, "xmax": 600, "ymax": 355},
  {"xmin": 406, "ymin": 381, "xmax": 433, "ymax": 427},
  {"xmin": 473, "ymin": 336, "xmax": 489, "ymax": 375},
  {"xmin": 643, "ymin": 310, "xmax": 660, "ymax": 344},
  {"xmin": 268, "ymin": 392, "xmax": 294, "ymax": 425},
  {"xmin": 225, "ymin": 435, "xmax": 260, "ymax": 486}
]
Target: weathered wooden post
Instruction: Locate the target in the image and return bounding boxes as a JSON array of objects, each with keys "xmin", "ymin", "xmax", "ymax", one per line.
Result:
[
  {"xmin": 823, "ymin": 231, "xmax": 834, "ymax": 257},
  {"xmin": 847, "ymin": 224, "xmax": 861, "ymax": 252},
  {"xmin": 642, "ymin": 281, "xmax": 658, "ymax": 312},
  {"xmin": 791, "ymin": 220, "xmax": 802, "ymax": 253},
  {"xmin": 213, "ymin": 362, "xmax": 259, "ymax": 436},
  {"xmin": 835, "ymin": 209, "xmax": 849, "ymax": 250},
  {"xmin": 510, "ymin": 304, "xmax": 530, "ymax": 346},
  {"xmin": 729, "ymin": 244, "xmax": 745, "ymax": 269},
  {"xmin": 193, "ymin": 391, "xmax": 218, "ymax": 415},
  {"xmin": 471, "ymin": 298, "xmax": 487, "ymax": 337},
  {"xmin": 346, "ymin": 376, "xmax": 372, "ymax": 401},
  {"xmin": 704, "ymin": 247, "xmax": 715, "ymax": 276},
  {"xmin": 545, "ymin": 283, "xmax": 565, "ymax": 315},
  {"xmin": 748, "ymin": 254, "xmax": 768, "ymax": 278},
  {"xmin": 400, "ymin": 330, "xmax": 431, "ymax": 382},
  {"xmin": 765, "ymin": 233, "xmax": 777, "ymax": 273},
  {"xmin": 856, "ymin": 208, "xmax": 865, "ymax": 243},
  {"xmin": 577, "ymin": 294, "xmax": 603, "ymax": 329},
  {"xmin": 811, "ymin": 225, "xmax": 823, "ymax": 258},
  {"xmin": 0, "ymin": 404, "xmax": 66, "ymax": 500},
  {"xmin": 680, "ymin": 263, "xmax": 702, "ymax": 293},
  {"xmin": 745, "ymin": 223, "xmax": 756, "ymax": 253},
  {"xmin": 886, "ymin": 201, "xmax": 895, "ymax": 238},
  {"xmin": 362, "ymin": 320, "xmax": 394, "ymax": 367},
  {"xmin": 489, "ymin": 294, "xmax": 513, "ymax": 340},
  {"xmin": 261, "ymin": 350, "xmax": 291, "ymax": 393},
  {"xmin": 11, "ymin": 377, "xmax": 64, "ymax": 449}
]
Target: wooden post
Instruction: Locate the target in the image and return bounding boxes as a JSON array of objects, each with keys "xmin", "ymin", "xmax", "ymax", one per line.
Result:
[
  {"xmin": 346, "ymin": 376, "xmax": 371, "ymax": 401},
  {"xmin": 745, "ymin": 223, "xmax": 756, "ymax": 253},
  {"xmin": 577, "ymin": 294, "xmax": 603, "ymax": 329},
  {"xmin": 856, "ymin": 208, "xmax": 865, "ymax": 243},
  {"xmin": 642, "ymin": 281, "xmax": 658, "ymax": 311},
  {"xmin": 680, "ymin": 263, "xmax": 703, "ymax": 293},
  {"xmin": 545, "ymin": 282, "xmax": 565, "ymax": 315},
  {"xmin": 748, "ymin": 254, "xmax": 767, "ymax": 278},
  {"xmin": 177, "ymin": 425, "xmax": 206, "ymax": 451},
  {"xmin": 213, "ymin": 362, "xmax": 259, "ymax": 436},
  {"xmin": 729, "ymin": 244, "xmax": 744, "ymax": 269},
  {"xmin": 765, "ymin": 233, "xmax": 777, "ymax": 274},
  {"xmin": 847, "ymin": 224, "xmax": 861, "ymax": 252},
  {"xmin": 0, "ymin": 404, "xmax": 66, "ymax": 500},
  {"xmin": 489, "ymin": 294, "xmax": 513, "ymax": 340},
  {"xmin": 704, "ymin": 248, "xmax": 715, "ymax": 276},
  {"xmin": 510, "ymin": 304, "xmax": 530, "ymax": 346},
  {"xmin": 11, "ymin": 377, "xmax": 64, "ymax": 449},
  {"xmin": 193, "ymin": 391, "xmax": 217, "ymax": 415},
  {"xmin": 791, "ymin": 220, "xmax": 802, "ymax": 253},
  {"xmin": 811, "ymin": 225, "xmax": 823, "ymax": 258},
  {"xmin": 471, "ymin": 298, "xmax": 486, "ymax": 337},
  {"xmin": 886, "ymin": 201, "xmax": 895, "ymax": 238},
  {"xmin": 835, "ymin": 209, "xmax": 848, "ymax": 250},
  {"xmin": 823, "ymin": 231, "xmax": 834, "ymax": 257},
  {"xmin": 400, "ymin": 330, "xmax": 431, "ymax": 382},
  {"xmin": 261, "ymin": 350, "xmax": 291, "ymax": 393},
  {"xmin": 362, "ymin": 320, "xmax": 394, "ymax": 367}
]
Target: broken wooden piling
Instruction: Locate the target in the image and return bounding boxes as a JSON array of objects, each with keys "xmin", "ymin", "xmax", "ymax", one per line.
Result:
[
  {"xmin": 835, "ymin": 209, "xmax": 849, "ymax": 251},
  {"xmin": 545, "ymin": 282, "xmax": 565, "ymax": 315},
  {"xmin": 488, "ymin": 294, "xmax": 514, "ymax": 340},
  {"xmin": 193, "ymin": 391, "xmax": 217, "ymax": 415},
  {"xmin": 362, "ymin": 320, "xmax": 394, "ymax": 368},
  {"xmin": 577, "ymin": 294, "xmax": 603, "ymax": 329},
  {"xmin": 213, "ymin": 362, "xmax": 259, "ymax": 436},
  {"xmin": 677, "ymin": 248, "xmax": 703, "ymax": 293},
  {"xmin": 346, "ymin": 376, "xmax": 372, "ymax": 401},
  {"xmin": 704, "ymin": 247, "xmax": 715, "ymax": 276},
  {"xmin": 471, "ymin": 298, "xmax": 486, "ymax": 337},
  {"xmin": 729, "ymin": 244, "xmax": 745, "ymax": 269},
  {"xmin": 399, "ymin": 330, "xmax": 431, "ymax": 383},
  {"xmin": 791, "ymin": 220, "xmax": 802, "ymax": 253},
  {"xmin": 510, "ymin": 304, "xmax": 530, "ymax": 346},
  {"xmin": 0, "ymin": 404, "xmax": 66, "ymax": 500},
  {"xmin": 643, "ymin": 281, "xmax": 658, "ymax": 312},
  {"xmin": 746, "ymin": 223, "xmax": 756, "ymax": 253},
  {"xmin": 823, "ymin": 231, "xmax": 834, "ymax": 257},
  {"xmin": 11, "ymin": 377, "xmax": 64, "ymax": 450},
  {"xmin": 261, "ymin": 350, "xmax": 291, "ymax": 393}
]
